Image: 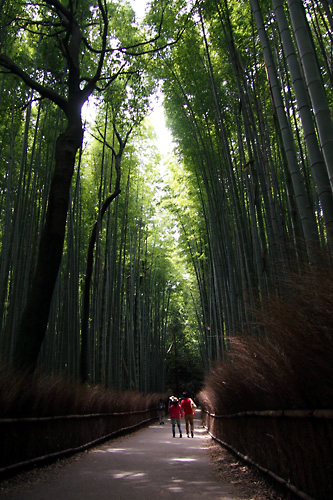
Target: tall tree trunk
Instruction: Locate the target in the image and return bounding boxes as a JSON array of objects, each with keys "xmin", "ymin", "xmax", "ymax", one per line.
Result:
[
  {"xmin": 80, "ymin": 187, "xmax": 121, "ymax": 383},
  {"xmin": 0, "ymin": 0, "xmax": 109, "ymax": 373},
  {"xmin": 13, "ymin": 113, "xmax": 83, "ymax": 372},
  {"xmin": 80, "ymin": 120, "xmax": 124, "ymax": 383}
]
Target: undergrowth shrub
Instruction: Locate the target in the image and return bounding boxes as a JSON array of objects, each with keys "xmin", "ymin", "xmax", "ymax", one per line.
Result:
[
  {"xmin": 0, "ymin": 368, "xmax": 166, "ymax": 473},
  {"xmin": 198, "ymin": 262, "xmax": 333, "ymax": 500},
  {"xmin": 0, "ymin": 367, "xmax": 164, "ymax": 419},
  {"xmin": 199, "ymin": 262, "xmax": 333, "ymax": 413}
]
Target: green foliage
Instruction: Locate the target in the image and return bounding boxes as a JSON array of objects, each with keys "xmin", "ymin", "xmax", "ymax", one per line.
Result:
[{"xmin": 0, "ymin": 0, "xmax": 332, "ymax": 397}]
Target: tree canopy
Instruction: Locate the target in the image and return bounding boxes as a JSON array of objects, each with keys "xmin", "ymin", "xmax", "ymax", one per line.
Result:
[{"xmin": 0, "ymin": 0, "xmax": 332, "ymax": 394}]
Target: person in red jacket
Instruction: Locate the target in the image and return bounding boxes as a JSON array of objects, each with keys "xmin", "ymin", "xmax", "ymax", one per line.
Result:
[
  {"xmin": 169, "ymin": 396, "xmax": 183, "ymax": 438},
  {"xmin": 180, "ymin": 392, "xmax": 196, "ymax": 438}
]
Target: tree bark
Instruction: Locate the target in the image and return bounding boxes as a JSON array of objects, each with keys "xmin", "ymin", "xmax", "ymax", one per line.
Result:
[
  {"xmin": 13, "ymin": 113, "xmax": 83, "ymax": 372},
  {"xmin": 80, "ymin": 188, "xmax": 121, "ymax": 383}
]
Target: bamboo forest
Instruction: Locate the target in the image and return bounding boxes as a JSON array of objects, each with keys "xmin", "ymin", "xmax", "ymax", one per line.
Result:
[
  {"xmin": 0, "ymin": 0, "xmax": 332, "ymax": 403},
  {"xmin": 1, "ymin": 1, "xmax": 333, "ymax": 498},
  {"xmin": 0, "ymin": 0, "xmax": 332, "ymax": 392}
]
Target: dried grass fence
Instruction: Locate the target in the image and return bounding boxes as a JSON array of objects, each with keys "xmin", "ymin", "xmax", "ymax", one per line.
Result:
[
  {"xmin": 202, "ymin": 408, "xmax": 333, "ymax": 500},
  {"xmin": 0, "ymin": 369, "xmax": 164, "ymax": 479},
  {"xmin": 0, "ymin": 408, "xmax": 158, "ymax": 478}
]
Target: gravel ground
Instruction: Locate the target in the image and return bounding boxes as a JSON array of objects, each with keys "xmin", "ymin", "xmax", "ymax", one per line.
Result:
[{"xmin": 206, "ymin": 440, "xmax": 291, "ymax": 500}]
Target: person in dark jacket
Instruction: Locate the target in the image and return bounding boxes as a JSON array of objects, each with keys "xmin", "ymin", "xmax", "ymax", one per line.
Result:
[{"xmin": 158, "ymin": 398, "xmax": 165, "ymax": 424}]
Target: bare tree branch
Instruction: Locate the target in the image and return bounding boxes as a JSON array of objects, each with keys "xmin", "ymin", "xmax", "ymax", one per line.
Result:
[
  {"xmin": 83, "ymin": 0, "xmax": 108, "ymax": 95},
  {"xmin": 0, "ymin": 54, "xmax": 67, "ymax": 112}
]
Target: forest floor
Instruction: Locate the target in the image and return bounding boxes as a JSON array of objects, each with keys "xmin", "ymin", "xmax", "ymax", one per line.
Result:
[
  {"xmin": 206, "ymin": 440, "xmax": 290, "ymax": 500},
  {"xmin": 1, "ymin": 413, "xmax": 290, "ymax": 500}
]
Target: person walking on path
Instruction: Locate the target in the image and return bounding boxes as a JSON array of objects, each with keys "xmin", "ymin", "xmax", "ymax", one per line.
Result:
[
  {"xmin": 181, "ymin": 392, "xmax": 196, "ymax": 438},
  {"xmin": 169, "ymin": 396, "xmax": 183, "ymax": 438},
  {"xmin": 158, "ymin": 399, "xmax": 165, "ymax": 424}
]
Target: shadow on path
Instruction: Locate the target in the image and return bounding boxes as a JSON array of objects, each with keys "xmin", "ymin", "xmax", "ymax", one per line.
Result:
[{"xmin": 1, "ymin": 411, "xmax": 241, "ymax": 500}]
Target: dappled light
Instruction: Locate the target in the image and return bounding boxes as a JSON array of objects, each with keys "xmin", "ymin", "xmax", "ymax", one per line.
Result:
[
  {"xmin": 72, "ymin": 418, "xmax": 239, "ymax": 499},
  {"xmin": 169, "ymin": 457, "xmax": 197, "ymax": 462},
  {"xmin": 112, "ymin": 471, "xmax": 147, "ymax": 480}
]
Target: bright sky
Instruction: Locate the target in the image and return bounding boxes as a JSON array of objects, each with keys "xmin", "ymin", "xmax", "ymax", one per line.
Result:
[
  {"xmin": 129, "ymin": 0, "xmax": 149, "ymax": 20},
  {"xmin": 129, "ymin": 0, "xmax": 174, "ymax": 156},
  {"xmin": 149, "ymin": 95, "xmax": 174, "ymax": 156},
  {"xmin": 82, "ymin": 1, "xmax": 174, "ymax": 157}
]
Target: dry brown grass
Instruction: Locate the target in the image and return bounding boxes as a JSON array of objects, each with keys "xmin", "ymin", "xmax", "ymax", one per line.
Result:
[
  {"xmin": 0, "ymin": 367, "xmax": 164, "ymax": 418},
  {"xmin": 0, "ymin": 368, "xmax": 166, "ymax": 474},
  {"xmin": 199, "ymin": 262, "xmax": 333, "ymax": 414},
  {"xmin": 198, "ymin": 262, "xmax": 333, "ymax": 500}
]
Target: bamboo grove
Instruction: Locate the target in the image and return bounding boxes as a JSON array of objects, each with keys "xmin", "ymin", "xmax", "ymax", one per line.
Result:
[
  {"xmin": 151, "ymin": 0, "xmax": 333, "ymax": 364},
  {"xmin": 0, "ymin": 0, "xmax": 332, "ymax": 394}
]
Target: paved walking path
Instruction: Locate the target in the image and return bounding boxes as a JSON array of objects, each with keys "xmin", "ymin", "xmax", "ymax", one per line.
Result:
[{"xmin": 1, "ymin": 411, "xmax": 241, "ymax": 500}]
